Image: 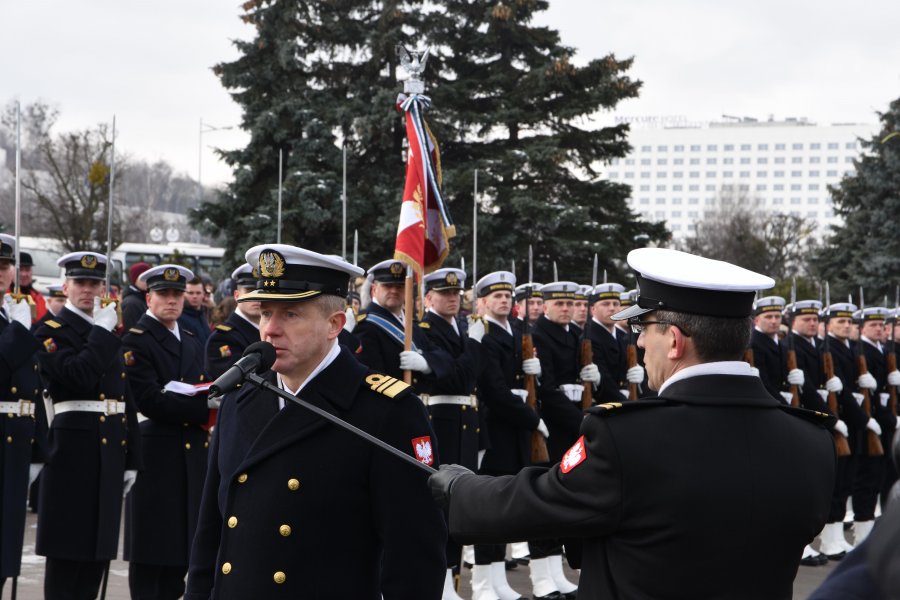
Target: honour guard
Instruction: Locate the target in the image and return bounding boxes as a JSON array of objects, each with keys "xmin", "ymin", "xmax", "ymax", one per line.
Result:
[
  {"xmin": 513, "ymin": 283, "xmax": 543, "ymax": 332},
  {"xmin": 418, "ymin": 268, "xmax": 485, "ymax": 599},
  {"xmin": 122, "ymin": 264, "xmax": 210, "ymax": 599},
  {"xmin": 588, "ymin": 283, "xmax": 644, "ymax": 404},
  {"xmin": 186, "ymin": 244, "xmax": 446, "ymax": 599},
  {"xmin": 430, "ymin": 248, "xmax": 836, "ymax": 599},
  {"xmin": 354, "ymin": 260, "xmax": 451, "ymax": 387},
  {"xmin": 205, "ymin": 264, "xmax": 261, "ymax": 380},
  {"xmin": 0, "ymin": 234, "xmax": 45, "ymax": 595},
  {"xmin": 33, "ymin": 251, "xmax": 142, "ymax": 598},
  {"xmin": 43, "ymin": 285, "xmax": 68, "ymax": 320},
  {"xmin": 783, "ymin": 300, "xmax": 830, "ymax": 413},
  {"xmin": 751, "ymin": 296, "xmax": 788, "ymax": 403},
  {"xmin": 571, "ymin": 286, "xmax": 590, "ymax": 330}
]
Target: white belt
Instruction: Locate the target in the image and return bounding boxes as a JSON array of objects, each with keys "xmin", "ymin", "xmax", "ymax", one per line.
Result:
[
  {"xmin": 0, "ymin": 400, "xmax": 35, "ymax": 417},
  {"xmin": 511, "ymin": 389, "xmax": 528, "ymax": 402},
  {"xmin": 136, "ymin": 412, "xmax": 149, "ymax": 423},
  {"xmin": 421, "ymin": 394, "xmax": 477, "ymax": 407},
  {"xmin": 54, "ymin": 400, "xmax": 126, "ymax": 416},
  {"xmin": 559, "ymin": 384, "xmax": 584, "ymax": 403}
]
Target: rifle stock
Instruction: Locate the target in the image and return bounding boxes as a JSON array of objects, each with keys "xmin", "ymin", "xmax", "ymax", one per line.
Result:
[
  {"xmin": 580, "ymin": 338, "xmax": 593, "ymax": 410},
  {"xmin": 743, "ymin": 349, "xmax": 755, "ymax": 367},
  {"xmin": 522, "ymin": 333, "xmax": 549, "ymax": 463},
  {"xmin": 856, "ymin": 354, "xmax": 884, "ymax": 456},
  {"xmin": 626, "ymin": 343, "xmax": 639, "ymax": 401},
  {"xmin": 821, "ymin": 351, "xmax": 851, "ymax": 457},
  {"xmin": 785, "ymin": 350, "xmax": 801, "ymax": 407}
]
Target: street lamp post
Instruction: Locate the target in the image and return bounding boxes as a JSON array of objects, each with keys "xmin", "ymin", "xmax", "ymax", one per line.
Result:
[{"xmin": 198, "ymin": 118, "xmax": 235, "ymax": 203}]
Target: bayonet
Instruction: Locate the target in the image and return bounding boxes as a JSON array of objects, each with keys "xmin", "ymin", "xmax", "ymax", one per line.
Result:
[{"xmin": 553, "ymin": 261, "xmax": 558, "ymax": 282}]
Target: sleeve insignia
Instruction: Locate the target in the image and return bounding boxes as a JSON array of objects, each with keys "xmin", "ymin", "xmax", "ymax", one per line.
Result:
[
  {"xmin": 411, "ymin": 436, "xmax": 434, "ymax": 466},
  {"xmin": 129, "ymin": 327, "xmax": 145, "ymax": 335},
  {"xmin": 123, "ymin": 351, "xmax": 135, "ymax": 367},
  {"xmin": 418, "ymin": 321, "xmax": 431, "ymax": 329},
  {"xmin": 560, "ymin": 435, "xmax": 587, "ymax": 473},
  {"xmin": 43, "ymin": 338, "xmax": 57, "ymax": 353},
  {"xmin": 219, "ymin": 345, "xmax": 232, "ymax": 358},
  {"xmin": 216, "ymin": 324, "xmax": 233, "ymax": 332},
  {"xmin": 365, "ymin": 373, "xmax": 410, "ymax": 399},
  {"xmin": 44, "ymin": 319, "xmax": 62, "ymax": 329}
]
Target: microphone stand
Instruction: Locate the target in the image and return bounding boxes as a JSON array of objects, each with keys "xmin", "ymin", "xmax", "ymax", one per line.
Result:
[{"xmin": 243, "ymin": 372, "xmax": 437, "ymax": 475}]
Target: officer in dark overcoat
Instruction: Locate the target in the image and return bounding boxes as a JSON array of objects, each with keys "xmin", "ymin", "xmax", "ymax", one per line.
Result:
[
  {"xmin": 205, "ymin": 264, "xmax": 260, "ymax": 380},
  {"xmin": 122, "ymin": 264, "xmax": 210, "ymax": 599},
  {"xmin": 185, "ymin": 244, "xmax": 446, "ymax": 599},
  {"xmin": 0, "ymin": 234, "xmax": 45, "ymax": 595},
  {"xmin": 430, "ymin": 248, "xmax": 837, "ymax": 600},
  {"xmin": 33, "ymin": 251, "xmax": 142, "ymax": 598},
  {"xmin": 588, "ymin": 282, "xmax": 644, "ymax": 404}
]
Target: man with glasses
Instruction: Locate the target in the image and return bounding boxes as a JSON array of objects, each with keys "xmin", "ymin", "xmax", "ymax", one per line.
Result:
[{"xmin": 429, "ymin": 248, "xmax": 836, "ymax": 599}]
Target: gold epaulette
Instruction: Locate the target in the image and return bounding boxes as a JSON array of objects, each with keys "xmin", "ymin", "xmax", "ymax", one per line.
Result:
[
  {"xmin": 215, "ymin": 324, "xmax": 233, "ymax": 332},
  {"xmin": 587, "ymin": 399, "xmax": 670, "ymax": 416},
  {"xmin": 418, "ymin": 321, "xmax": 431, "ymax": 329},
  {"xmin": 128, "ymin": 327, "xmax": 145, "ymax": 335},
  {"xmin": 356, "ymin": 314, "xmax": 367, "ymax": 322},
  {"xmin": 44, "ymin": 319, "xmax": 62, "ymax": 329},
  {"xmin": 365, "ymin": 373, "xmax": 410, "ymax": 399}
]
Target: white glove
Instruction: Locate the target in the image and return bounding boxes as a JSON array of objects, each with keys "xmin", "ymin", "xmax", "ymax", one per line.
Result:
[
  {"xmin": 537, "ymin": 419, "xmax": 550, "ymax": 439},
  {"xmin": 888, "ymin": 370, "xmax": 900, "ymax": 386},
  {"xmin": 522, "ymin": 358, "xmax": 542, "ymax": 377},
  {"xmin": 825, "ymin": 376, "xmax": 843, "ymax": 394},
  {"xmin": 467, "ymin": 318, "xmax": 485, "ymax": 343},
  {"xmin": 123, "ymin": 469, "xmax": 138, "ymax": 497},
  {"xmin": 399, "ymin": 350, "xmax": 432, "ymax": 374},
  {"xmin": 866, "ymin": 418, "xmax": 882, "ymax": 436},
  {"xmin": 626, "ymin": 366, "xmax": 644, "ymax": 384},
  {"xmin": 579, "ymin": 363, "xmax": 601, "ymax": 385},
  {"xmin": 857, "ymin": 372, "xmax": 877, "ymax": 390},
  {"xmin": 852, "ymin": 392, "xmax": 864, "ymax": 406},
  {"xmin": 93, "ymin": 297, "xmax": 118, "ymax": 331},
  {"xmin": 879, "ymin": 392, "xmax": 890, "ymax": 407},
  {"xmin": 6, "ymin": 295, "xmax": 31, "ymax": 330},
  {"xmin": 896, "ymin": 415, "xmax": 900, "ymax": 430},
  {"xmin": 343, "ymin": 307, "xmax": 356, "ymax": 333},
  {"xmin": 749, "ymin": 367, "xmax": 760, "ymax": 377},
  {"xmin": 787, "ymin": 369, "xmax": 805, "ymax": 386},
  {"xmin": 29, "ymin": 463, "xmax": 43, "ymax": 487},
  {"xmin": 779, "ymin": 391, "xmax": 795, "ymax": 404},
  {"xmin": 207, "ymin": 396, "xmax": 221, "ymax": 409},
  {"xmin": 834, "ymin": 419, "xmax": 849, "ymax": 438}
]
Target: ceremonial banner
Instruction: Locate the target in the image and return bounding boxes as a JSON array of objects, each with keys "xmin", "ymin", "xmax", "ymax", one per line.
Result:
[{"xmin": 394, "ymin": 93, "xmax": 455, "ymax": 279}]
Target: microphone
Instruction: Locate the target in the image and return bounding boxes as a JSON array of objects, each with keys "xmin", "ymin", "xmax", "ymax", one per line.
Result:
[{"xmin": 209, "ymin": 341, "xmax": 277, "ymax": 397}]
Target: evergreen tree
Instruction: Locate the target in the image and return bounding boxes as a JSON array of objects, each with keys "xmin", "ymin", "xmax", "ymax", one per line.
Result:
[{"xmin": 812, "ymin": 96, "xmax": 900, "ymax": 301}]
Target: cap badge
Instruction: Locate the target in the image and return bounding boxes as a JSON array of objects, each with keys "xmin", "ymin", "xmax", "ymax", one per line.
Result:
[
  {"xmin": 259, "ymin": 251, "xmax": 286, "ymax": 278},
  {"xmin": 390, "ymin": 262, "xmax": 404, "ymax": 276},
  {"xmin": 81, "ymin": 255, "xmax": 98, "ymax": 269},
  {"xmin": 447, "ymin": 272, "xmax": 458, "ymax": 286},
  {"xmin": 163, "ymin": 268, "xmax": 180, "ymax": 282}
]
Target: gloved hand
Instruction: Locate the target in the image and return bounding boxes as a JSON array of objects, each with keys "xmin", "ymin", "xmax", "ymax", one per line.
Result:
[
  {"xmin": 852, "ymin": 392, "xmax": 864, "ymax": 406},
  {"xmin": 834, "ymin": 419, "xmax": 849, "ymax": 438},
  {"xmin": 537, "ymin": 419, "xmax": 550, "ymax": 439},
  {"xmin": 825, "ymin": 376, "xmax": 843, "ymax": 394},
  {"xmin": 428, "ymin": 463, "xmax": 474, "ymax": 509},
  {"xmin": 787, "ymin": 369, "xmax": 805, "ymax": 386},
  {"xmin": 779, "ymin": 391, "xmax": 795, "ymax": 404},
  {"xmin": 749, "ymin": 367, "xmax": 760, "ymax": 377},
  {"xmin": 123, "ymin": 469, "xmax": 138, "ymax": 497},
  {"xmin": 6, "ymin": 295, "xmax": 31, "ymax": 330},
  {"xmin": 93, "ymin": 297, "xmax": 118, "ymax": 332},
  {"xmin": 880, "ymin": 393, "xmax": 890, "ymax": 408},
  {"xmin": 857, "ymin": 372, "xmax": 878, "ymax": 390},
  {"xmin": 888, "ymin": 370, "xmax": 900, "ymax": 387},
  {"xmin": 626, "ymin": 365, "xmax": 644, "ymax": 384},
  {"xmin": 399, "ymin": 350, "xmax": 432, "ymax": 374},
  {"xmin": 896, "ymin": 415, "xmax": 900, "ymax": 430},
  {"xmin": 208, "ymin": 396, "xmax": 221, "ymax": 409},
  {"xmin": 29, "ymin": 463, "xmax": 43, "ymax": 487},
  {"xmin": 522, "ymin": 358, "xmax": 541, "ymax": 377},
  {"xmin": 343, "ymin": 307, "xmax": 356, "ymax": 333},
  {"xmin": 866, "ymin": 418, "xmax": 882, "ymax": 436},
  {"xmin": 579, "ymin": 363, "xmax": 601, "ymax": 385},
  {"xmin": 467, "ymin": 318, "xmax": 485, "ymax": 343}
]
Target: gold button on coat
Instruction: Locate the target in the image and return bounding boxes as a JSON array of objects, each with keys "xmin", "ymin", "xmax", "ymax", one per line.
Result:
[
  {"xmin": 287, "ymin": 478, "xmax": 300, "ymax": 491},
  {"xmin": 279, "ymin": 524, "xmax": 291, "ymax": 537},
  {"xmin": 101, "ymin": 438, "xmax": 107, "ymax": 445},
  {"xmin": 99, "ymin": 393, "xmax": 106, "ymax": 400},
  {"xmin": 185, "ymin": 443, "xmax": 191, "ymax": 450},
  {"xmin": 273, "ymin": 571, "xmax": 286, "ymax": 584},
  {"xmin": 99, "ymin": 415, "xmax": 106, "ymax": 423},
  {"xmin": 221, "ymin": 562, "xmax": 232, "ymax": 575},
  {"xmin": 227, "ymin": 516, "xmax": 238, "ymax": 528},
  {"xmin": 237, "ymin": 473, "xmax": 248, "ymax": 483}
]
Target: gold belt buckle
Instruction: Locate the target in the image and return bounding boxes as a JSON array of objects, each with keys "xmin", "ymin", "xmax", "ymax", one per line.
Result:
[
  {"xmin": 18, "ymin": 399, "xmax": 33, "ymax": 416},
  {"xmin": 106, "ymin": 399, "xmax": 118, "ymax": 415}
]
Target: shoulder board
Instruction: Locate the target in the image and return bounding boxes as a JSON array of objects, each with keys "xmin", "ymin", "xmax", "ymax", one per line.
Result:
[
  {"xmin": 586, "ymin": 399, "xmax": 671, "ymax": 417},
  {"xmin": 777, "ymin": 404, "xmax": 836, "ymax": 426},
  {"xmin": 128, "ymin": 327, "xmax": 145, "ymax": 335},
  {"xmin": 183, "ymin": 329, "xmax": 195, "ymax": 336},
  {"xmin": 356, "ymin": 313, "xmax": 367, "ymax": 322},
  {"xmin": 215, "ymin": 324, "xmax": 233, "ymax": 332},
  {"xmin": 364, "ymin": 373, "xmax": 411, "ymax": 400},
  {"xmin": 44, "ymin": 319, "xmax": 62, "ymax": 329},
  {"xmin": 418, "ymin": 321, "xmax": 431, "ymax": 329}
]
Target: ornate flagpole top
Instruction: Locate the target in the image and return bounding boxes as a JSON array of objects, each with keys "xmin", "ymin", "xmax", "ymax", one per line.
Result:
[{"xmin": 397, "ymin": 45, "xmax": 430, "ymax": 94}]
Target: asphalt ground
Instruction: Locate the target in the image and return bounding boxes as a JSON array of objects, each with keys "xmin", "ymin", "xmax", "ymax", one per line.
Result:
[{"xmin": 6, "ymin": 511, "xmax": 838, "ymax": 599}]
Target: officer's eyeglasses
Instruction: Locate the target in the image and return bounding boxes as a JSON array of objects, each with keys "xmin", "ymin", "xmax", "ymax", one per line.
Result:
[{"xmin": 627, "ymin": 320, "xmax": 691, "ymax": 337}]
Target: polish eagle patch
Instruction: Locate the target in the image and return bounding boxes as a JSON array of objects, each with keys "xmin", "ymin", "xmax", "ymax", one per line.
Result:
[
  {"xmin": 43, "ymin": 338, "xmax": 57, "ymax": 353},
  {"xmin": 411, "ymin": 436, "xmax": 434, "ymax": 466},
  {"xmin": 219, "ymin": 345, "xmax": 232, "ymax": 358},
  {"xmin": 560, "ymin": 435, "xmax": 587, "ymax": 474}
]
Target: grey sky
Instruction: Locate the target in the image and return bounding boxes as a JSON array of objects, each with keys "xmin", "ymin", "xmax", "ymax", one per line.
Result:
[{"xmin": 3, "ymin": 1, "xmax": 898, "ymax": 186}]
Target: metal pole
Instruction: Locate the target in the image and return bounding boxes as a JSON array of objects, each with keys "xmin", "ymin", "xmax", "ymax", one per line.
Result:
[
  {"xmin": 105, "ymin": 116, "xmax": 116, "ymax": 294},
  {"xmin": 14, "ymin": 102, "xmax": 21, "ymax": 294},
  {"xmin": 353, "ymin": 229, "xmax": 358, "ymax": 266},
  {"xmin": 198, "ymin": 118, "xmax": 203, "ymax": 204},
  {"xmin": 342, "ymin": 144, "xmax": 347, "ymax": 260},
  {"xmin": 473, "ymin": 169, "xmax": 478, "ymax": 285},
  {"xmin": 277, "ymin": 149, "xmax": 283, "ymax": 244}
]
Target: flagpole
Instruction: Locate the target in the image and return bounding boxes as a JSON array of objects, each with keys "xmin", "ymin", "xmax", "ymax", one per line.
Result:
[
  {"xmin": 403, "ymin": 264, "xmax": 414, "ymax": 385},
  {"xmin": 342, "ymin": 144, "xmax": 348, "ymax": 260},
  {"xmin": 277, "ymin": 149, "xmax": 283, "ymax": 244},
  {"xmin": 473, "ymin": 169, "xmax": 478, "ymax": 285}
]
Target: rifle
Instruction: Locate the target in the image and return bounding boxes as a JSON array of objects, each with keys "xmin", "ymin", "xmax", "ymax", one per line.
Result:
[
  {"xmin": 579, "ymin": 255, "xmax": 598, "ymax": 410},
  {"xmin": 626, "ymin": 288, "xmax": 640, "ymax": 400},
  {"xmin": 786, "ymin": 278, "xmax": 800, "ymax": 407},
  {"xmin": 822, "ymin": 283, "xmax": 851, "ymax": 456},
  {"xmin": 743, "ymin": 348, "xmax": 755, "ymax": 367},
  {"xmin": 856, "ymin": 287, "xmax": 885, "ymax": 456},
  {"xmin": 523, "ymin": 245, "xmax": 549, "ymax": 463},
  {"xmin": 10, "ymin": 102, "xmax": 36, "ymax": 317},
  {"xmin": 101, "ymin": 116, "xmax": 123, "ymax": 327}
]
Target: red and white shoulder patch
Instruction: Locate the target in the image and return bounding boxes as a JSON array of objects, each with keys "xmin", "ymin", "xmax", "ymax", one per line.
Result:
[
  {"xmin": 560, "ymin": 435, "xmax": 587, "ymax": 474},
  {"xmin": 411, "ymin": 436, "xmax": 434, "ymax": 466},
  {"xmin": 43, "ymin": 338, "xmax": 57, "ymax": 353}
]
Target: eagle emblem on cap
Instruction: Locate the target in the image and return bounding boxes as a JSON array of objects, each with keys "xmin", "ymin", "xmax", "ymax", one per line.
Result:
[
  {"xmin": 259, "ymin": 251, "xmax": 286, "ymax": 278},
  {"xmin": 447, "ymin": 272, "xmax": 458, "ymax": 286},
  {"xmin": 163, "ymin": 268, "xmax": 179, "ymax": 281},
  {"xmin": 81, "ymin": 255, "xmax": 98, "ymax": 269},
  {"xmin": 390, "ymin": 262, "xmax": 404, "ymax": 276}
]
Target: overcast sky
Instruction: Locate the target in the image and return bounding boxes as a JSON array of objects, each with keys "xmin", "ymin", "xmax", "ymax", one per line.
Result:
[{"xmin": 3, "ymin": 1, "xmax": 898, "ymax": 186}]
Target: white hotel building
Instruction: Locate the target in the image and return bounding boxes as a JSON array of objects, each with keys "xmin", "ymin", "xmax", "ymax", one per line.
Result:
[{"xmin": 604, "ymin": 117, "xmax": 877, "ymax": 239}]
